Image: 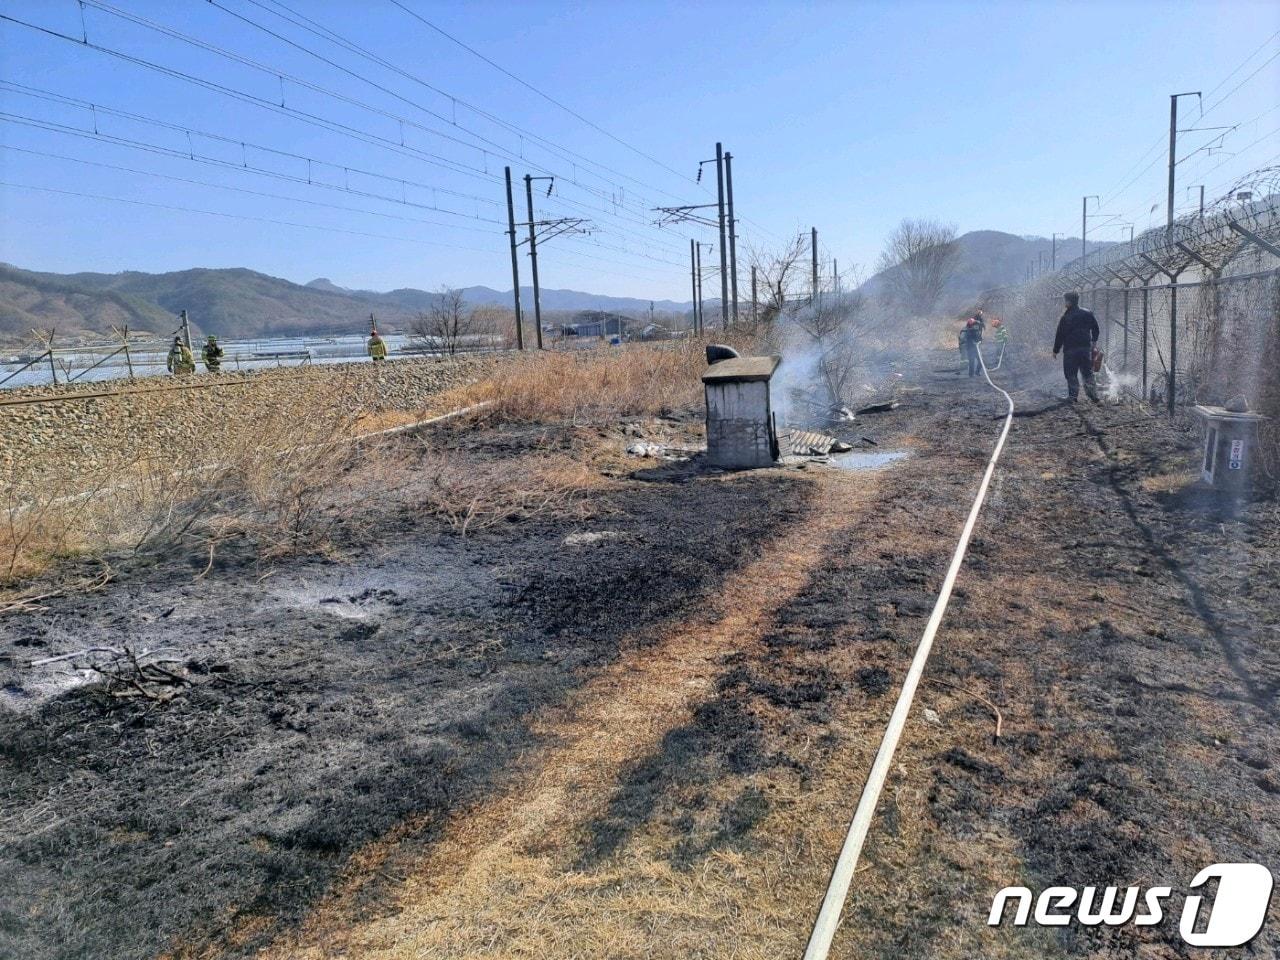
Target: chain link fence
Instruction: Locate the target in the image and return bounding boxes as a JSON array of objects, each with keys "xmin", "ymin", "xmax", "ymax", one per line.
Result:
[{"xmin": 981, "ymin": 168, "xmax": 1280, "ymax": 480}]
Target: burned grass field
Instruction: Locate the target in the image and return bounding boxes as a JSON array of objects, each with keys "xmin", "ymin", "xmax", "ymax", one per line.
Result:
[{"xmin": 2, "ymin": 351, "xmax": 1278, "ymax": 959}]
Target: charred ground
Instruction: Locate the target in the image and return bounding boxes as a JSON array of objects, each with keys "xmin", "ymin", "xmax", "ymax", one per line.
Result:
[{"xmin": 1, "ymin": 349, "xmax": 1277, "ymax": 960}]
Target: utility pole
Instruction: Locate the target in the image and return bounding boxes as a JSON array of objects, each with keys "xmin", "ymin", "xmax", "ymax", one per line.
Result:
[
  {"xmin": 810, "ymin": 227, "xmax": 819, "ymax": 302},
  {"xmin": 1168, "ymin": 92, "xmax": 1201, "ymax": 229},
  {"xmin": 504, "ymin": 167, "xmax": 524, "ymax": 350},
  {"xmin": 751, "ymin": 265, "xmax": 758, "ymax": 325},
  {"xmin": 832, "ymin": 258, "xmax": 839, "ymax": 293},
  {"xmin": 523, "ymin": 175, "xmax": 545, "ymax": 349},
  {"xmin": 695, "ymin": 242, "xmax": 709, "ymax": 332},
  {"xmin": 715, "ymin": 143, "xmax": 728, "ymax": 327},
  {"xmin": 180, "ymin": 309, "xmax": 191, "ymax": 349},
  {"xmin": 1052, "ymin": 232, "xmax": 1060, "ymax": 270},
  {"xmin": 689, "ymin": 239, "xmax": 699, "ymax": 335},
  {"xmin": 1082, "ymin": 196, "xmax": 1097, "ymax": 266},
  {"xmin": 724, "ymin": 150, "xmax": 739, "ymax": 325}
]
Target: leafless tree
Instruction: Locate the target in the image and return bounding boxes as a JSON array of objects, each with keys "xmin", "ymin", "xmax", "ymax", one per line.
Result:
[
  {"xmin": 876, "ymin": 219, "xmax": 961, "ymax": 317},
  {"xmin": 746, "ymin": 235, "xmax": 810, "ymax": 328},
  {"xmin": 786, "ymin": 277, "xmax": 882, "ymax": 406},
  {"xmin": 411, "ymin": 287, "xmax": 471, "ymax": 356}
]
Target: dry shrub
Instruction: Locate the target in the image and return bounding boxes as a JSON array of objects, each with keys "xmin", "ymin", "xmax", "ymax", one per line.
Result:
[
  {"xmin": 0, "ymin": 397, "xmax": 377, "ymax": 587},
  {"xmin": 467, "ymin": 338, "xmax": 757, "ymax": 424},
  {"xmin": 406, "ymin": 442, "xmax": 602, "ymax": 535},
  {"xmin": 212, "ymin": 404, "xmax": 365, "ymax": 555}
]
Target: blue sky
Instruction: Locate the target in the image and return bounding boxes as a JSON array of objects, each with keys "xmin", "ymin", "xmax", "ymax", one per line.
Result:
[{"xmin": 1, "ymin": 0, "xmax": 1278, "ymax": 301}]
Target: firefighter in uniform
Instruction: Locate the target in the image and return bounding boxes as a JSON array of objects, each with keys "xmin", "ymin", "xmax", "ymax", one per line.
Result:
[
  {"xmin": 202, "ymin": 335, "xmax": 224, "ymax": 373},
  {"xmin": 166, "ymin": 336, "xmax": 195, "ymax": 376},
  {"xmin": 992, "ymin": 318, "xmax": 1009, "ymax": 366},
  {"xmin": 959, "ymin": 317, "xmax": 983, "ymax": 378},
  {"xmin": 367, "ymin": 329, "xmax": 388, "ymax": 362}
]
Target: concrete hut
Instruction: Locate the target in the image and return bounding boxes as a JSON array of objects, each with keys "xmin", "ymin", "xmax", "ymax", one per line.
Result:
[{"xmin": 701, "ymin": 354, "xmax": 781, "ymax": 469}]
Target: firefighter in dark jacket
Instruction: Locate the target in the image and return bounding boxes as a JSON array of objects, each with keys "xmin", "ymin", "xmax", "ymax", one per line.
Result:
[
  {"xmin": 959, "ymin": 317, "xmax": 983, "ymax": 378},
  {"xmin": 1053, "ymin": 291, "xmax": 1100, "ymax": 402}
]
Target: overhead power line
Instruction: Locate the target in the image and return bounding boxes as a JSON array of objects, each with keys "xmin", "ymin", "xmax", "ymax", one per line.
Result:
[
  {"xmin": 0, "ymin": 144, "xmax": 501, "ymax": 234},
  {"xmin": 0, "ymin": 180, "xmax": 504, "ymax": 251},
  {"xmin": 0, "ymin": 12, "xmax": 502, "ymax": 184},
  {"xmin": 386, "ymin": 0, "xmax": 695, "ymax": 186},
  {"xmin": 79, "ymin": 0, "xmax": 689, "ymax": 243},
  {"xmin": 0, "ymin": 109, "xmax": 501, "ymax": 219},
  {"xmin": 0, "ymin": 9, "xmax": 692, "ymax": 258},
  {"xmin": 232, "ymin": 0, "xmax": 699, "ymax": 208}
]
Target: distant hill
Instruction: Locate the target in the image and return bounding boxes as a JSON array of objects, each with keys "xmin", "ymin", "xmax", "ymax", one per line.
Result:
[
  {"xmin": 0, "ymin": 262, "xmax": 692, "ymax": 345},
  {"xmin": 0, "ymin": 263, "xmax": 174, "ymax": 344},
  {"xmin": 0, "ymin": 263, "xmax": 421, "ymax": 344},
  {"xmin": 307, "ymin": 278, "xmax": 688, "ymax": 315},
  {"xmin": 861, "ymin": 230, "xmax": 1118, "ymax": 307},
  {"xmin": 1, "ymin": 233, "xmax": 1120, "ymax": 345}
]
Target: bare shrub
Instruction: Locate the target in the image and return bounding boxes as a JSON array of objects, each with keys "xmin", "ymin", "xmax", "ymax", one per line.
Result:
[
  {"xmin": 774, "ymin": 273, "xmax": 896, "ymax": 410},
  {"xmin": 408, "ymin": 443, "xmax": 601, "ymax": 535}
]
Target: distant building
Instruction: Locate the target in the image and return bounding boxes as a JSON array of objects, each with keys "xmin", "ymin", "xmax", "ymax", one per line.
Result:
[{"xmin": 561, "ymin": 311, "xmax": 629, "ymax": 338}]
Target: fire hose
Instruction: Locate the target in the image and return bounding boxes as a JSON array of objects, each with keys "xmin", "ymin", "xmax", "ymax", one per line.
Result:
[{"xmin": 802, "ymin": 345, "xmax": 1014, "ymax": 960}]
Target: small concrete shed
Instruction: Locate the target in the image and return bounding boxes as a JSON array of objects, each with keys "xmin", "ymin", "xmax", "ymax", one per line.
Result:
[
  {"xmin": 702, "ymin": 355, "xmax": 781, "ymax": 469},
  {"xmin": 1194, "ymin": 404, "xmax": 1267, "ymax": 492}
]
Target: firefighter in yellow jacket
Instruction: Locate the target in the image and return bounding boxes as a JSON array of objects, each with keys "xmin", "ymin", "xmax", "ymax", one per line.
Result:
[
  {"xmin": 992, "ymin": 318, "xmax": 1009, "ymax": 367},
  {"xmin": 166, "ymin": 336, "xmax": 195, "ymax": 375},
  {"xmin": 367, "ymin": 329, "xmax": 388, "ymax": 362}
]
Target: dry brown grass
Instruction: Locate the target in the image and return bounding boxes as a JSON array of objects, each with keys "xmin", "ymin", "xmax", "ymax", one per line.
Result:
[
  {"xmin": 0, "ymin": 400, "xmax": 378, "ymax": 589},
  {"xmin": 461, "ymin": 338, "xmax": 757, "ymax": 424},
  {"xmin": 404, "ymin": 442, "xmax": 605, "ymax": 536}
]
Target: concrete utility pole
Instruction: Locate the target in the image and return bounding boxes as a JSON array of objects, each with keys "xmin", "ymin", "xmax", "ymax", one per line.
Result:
[
  {"xmin": 724, "ymin": 150, "xmax": 739, "ymax": 326},
  {"xmin": 750, "ymin": 265, "xmax": 758, "ymax": 325},
  {"xmin": 811, "ymin": 227, "xmax": 819, "ymax": 302},
  {"xmin": 180, "ymin": 310, "xmax": 191, "ymax": 349},
  {"xmin": 1052, "ymin": 232, "xmax": 1061, "ymax": 270},
  {"xmin": 689, "ymin": 239, "xmax": 699, "ymax": 335},
  {"xmin": 832, "ymin": 258, "xmax": 839, "ymax": 292},
  {"xmin": 715, "ymin": 142, "xmax": 729, "ymax": 327},
  {"xmin": 504, "ymin": 167, "xmax": 524, "ymax": 350},
  {"xmin": 694, "ymin": 242, "xmax": 710, "ymax": 333},
  {"xmin": 1081, "ymin": 196, "xmax": 1097, "ymax": 267},
  {"xmin": 1168, "ymin": 92, "xmax": 1201, "ymax": 229},
  {"xmin": 524, "ymin": 174, "xmax": 545, "ymax": 349}
]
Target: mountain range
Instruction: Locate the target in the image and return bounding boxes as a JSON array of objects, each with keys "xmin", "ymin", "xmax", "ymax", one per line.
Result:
[{"xmin": 0, "ymin": 230, "xmax": 1117, "ymax": 344}]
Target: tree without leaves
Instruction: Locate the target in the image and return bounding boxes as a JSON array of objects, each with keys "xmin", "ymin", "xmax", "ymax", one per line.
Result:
[
  {"xmin": 877, "ymin": 219, "xmax": 961, "ymax": 317},
  {"xmin": 746, "ymin": 235, "xmax": 810, "ymax": 330},
  {"xmin": 410, "ymin": 287, "xmax": 471, "ymax": 357},
  {"xmin": 786, "ymin": 276, "xmax": 888, "ymax": 407}
]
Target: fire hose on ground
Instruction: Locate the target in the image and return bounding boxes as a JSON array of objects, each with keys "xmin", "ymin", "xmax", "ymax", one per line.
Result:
[{"xmin": 802, "ymin": 345, "xmax": 1015, "ymax": 960}]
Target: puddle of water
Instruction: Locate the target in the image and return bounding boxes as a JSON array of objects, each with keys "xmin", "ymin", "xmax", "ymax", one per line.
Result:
[{"xmin": 829, "ymin": 450, "xmax": 910, "ymax": 471}]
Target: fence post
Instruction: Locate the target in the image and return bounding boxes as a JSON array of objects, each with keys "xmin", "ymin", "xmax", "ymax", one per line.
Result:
[
  {"xmin": 122, "ymin": 324, "xmax": 135, "ymax": 380},
  {"xmin": 1122, "ymin": 283, "xmax": 1130, "ymax": 373},
  {"xmin": 1141, "ymin": 282, "xmax": 1149, "ymax": 400}
]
